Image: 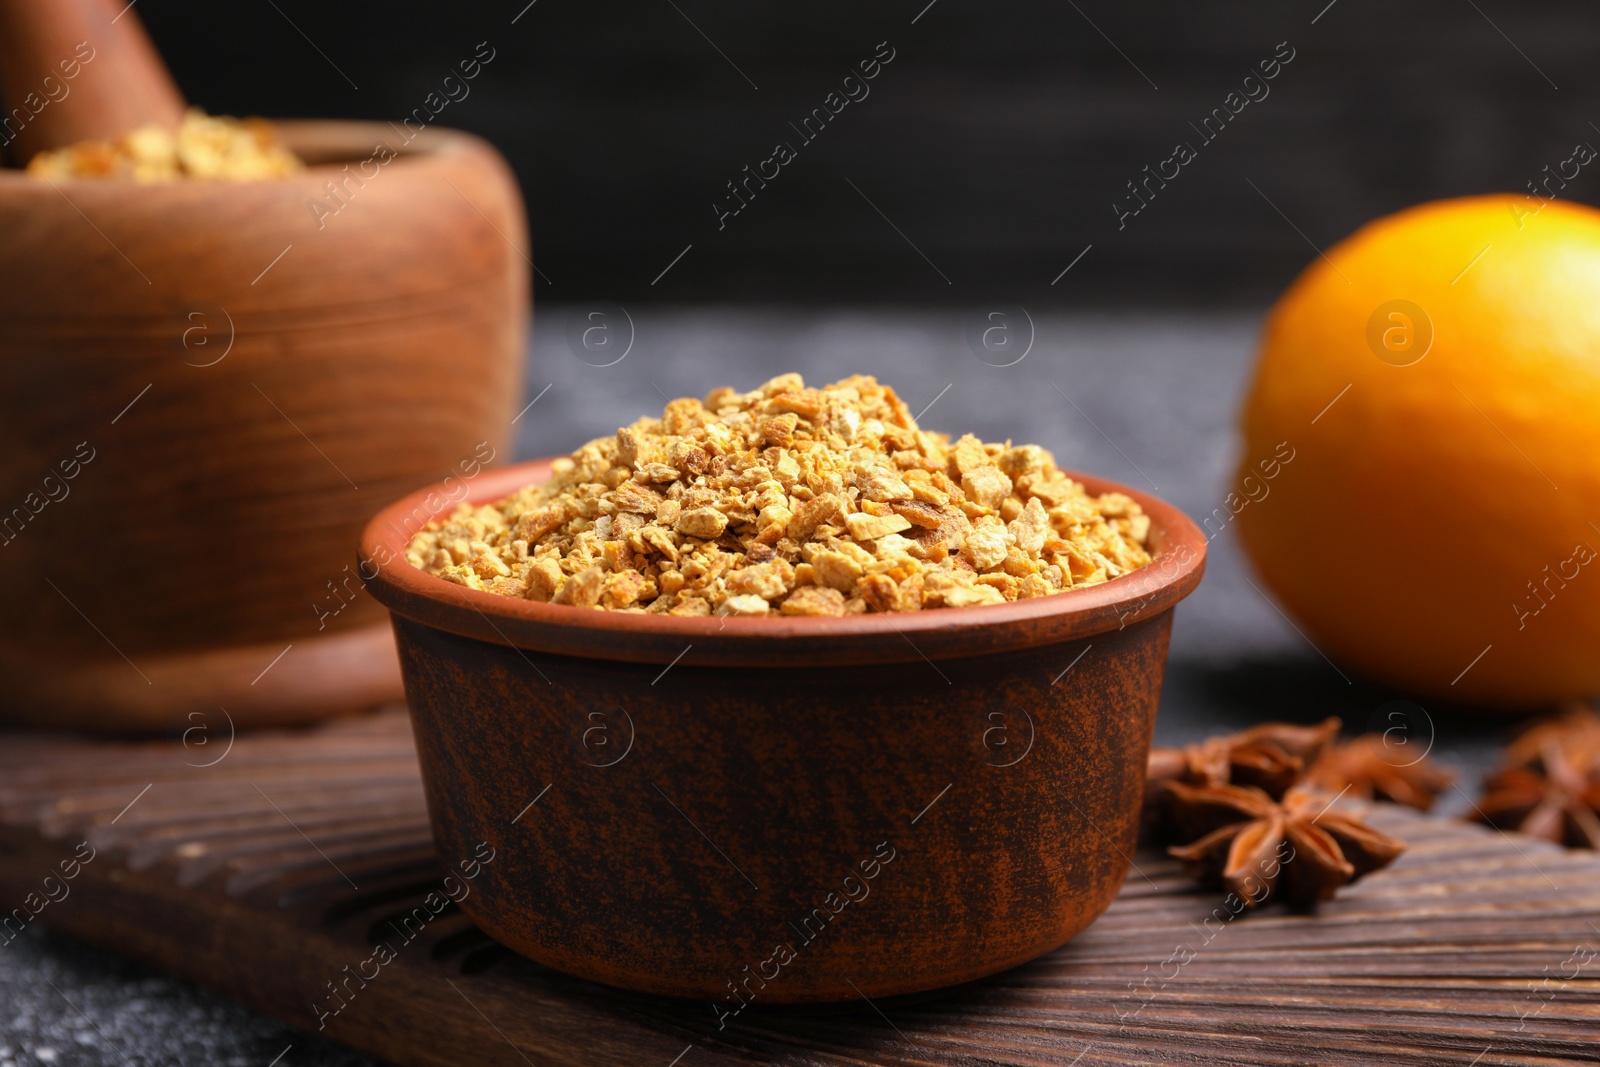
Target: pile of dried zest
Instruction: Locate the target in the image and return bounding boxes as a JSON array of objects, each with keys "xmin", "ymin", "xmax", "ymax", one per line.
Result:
[
  {"xmin": 409, "ymin": 374, "xmax": 1153, "ymax": 616},
  {"xmin": 26, "ymin": 109, "xmax": 303, "ymax": 182}
]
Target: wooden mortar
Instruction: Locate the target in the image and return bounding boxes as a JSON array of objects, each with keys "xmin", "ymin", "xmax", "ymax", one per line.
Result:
[{"xmin": 0, "ymin": 119, "xmax": 528, "ymax": 732}]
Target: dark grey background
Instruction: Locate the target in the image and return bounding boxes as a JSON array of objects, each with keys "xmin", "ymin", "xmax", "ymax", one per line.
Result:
[{"xmin": 119, "ymin": 0, "xmax": 1600, "ymax": 304}]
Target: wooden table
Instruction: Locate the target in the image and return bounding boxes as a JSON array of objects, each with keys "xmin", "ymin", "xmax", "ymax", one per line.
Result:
[{"xmin": 2, "ymin": 707, "xmax": 1596, "ymax": 1065}]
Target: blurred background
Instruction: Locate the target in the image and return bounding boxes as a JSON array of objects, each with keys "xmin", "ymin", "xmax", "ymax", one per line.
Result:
[{"xmin": 140, "ymin": 0, "xmax": 1594, "ymax": 304}]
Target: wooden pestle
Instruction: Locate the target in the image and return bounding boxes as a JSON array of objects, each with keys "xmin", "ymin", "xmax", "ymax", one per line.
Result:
[{"xmin": 0, "ymin": 0, "xmax": 186, "ymax": 164}]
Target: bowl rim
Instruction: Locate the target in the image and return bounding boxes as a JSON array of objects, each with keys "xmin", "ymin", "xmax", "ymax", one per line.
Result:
[{"xmin": 361, "ymin": 457, "xmax": 1206, "ymax": 667}]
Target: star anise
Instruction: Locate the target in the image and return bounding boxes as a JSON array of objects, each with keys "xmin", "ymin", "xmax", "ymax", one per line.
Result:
[
  {"xmin": 1147, "ymin": 717, "xmax": 1341, "ymax": 798},
  {"xmin": 1502, "ymin": 703, "xmax": 1600, "ymax": 772},
  {"xmin": 1164, "ymin": 781, "xmax": 1406, "ymax": 909},
  {"xmin": 1305, "ymin": 733, "xmax": 1455, "ymax": 811},
  {"xmin": 1476, "ymin": 740, "xmax": 1600, "ymax": 850},
  {"xmin": 1144, "ymin": 718, "xmax": 1341, "ymax": 840}
]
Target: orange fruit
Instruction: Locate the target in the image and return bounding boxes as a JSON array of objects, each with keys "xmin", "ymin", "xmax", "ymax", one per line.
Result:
[{"xmin": 1236, "ymin": 195, "xmax": 1600, "ymax": 709}]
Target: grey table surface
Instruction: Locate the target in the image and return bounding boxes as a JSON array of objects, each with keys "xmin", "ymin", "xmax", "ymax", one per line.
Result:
[{"xmin": 1, "ymin": 306, "xmax": 1521, "ymax": 1067}]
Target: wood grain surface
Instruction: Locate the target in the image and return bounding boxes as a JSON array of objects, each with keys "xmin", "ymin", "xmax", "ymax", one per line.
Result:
[{"xmin": 1, "ymin": 709, "xmax": 1596, "ymax": 1066}]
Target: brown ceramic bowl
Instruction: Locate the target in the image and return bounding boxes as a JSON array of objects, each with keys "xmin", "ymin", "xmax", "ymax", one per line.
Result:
[
  {"xmin": 0, "ymin": 120, "xmax": 526, "ymax": 732},
  {"xmin": 363, "ymin": 458, "xmax": 1205, "ymax": 1004}
]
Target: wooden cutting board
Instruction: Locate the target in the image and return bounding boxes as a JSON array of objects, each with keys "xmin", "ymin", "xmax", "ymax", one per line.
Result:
[{"xmin": 1, "ymin": 708, "xmax": 1596, "ymax": 1066}]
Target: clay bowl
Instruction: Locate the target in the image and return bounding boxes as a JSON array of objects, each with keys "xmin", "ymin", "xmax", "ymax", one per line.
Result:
[
  {"xmin": 0, "ymin": 120, "xmax": 526, "ymax": 732},
  {"xmin": 363, "ymin": 458, "xmax": 1205, "ymax": 1004}
]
